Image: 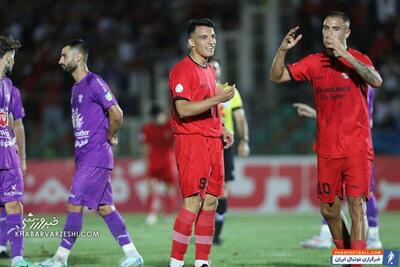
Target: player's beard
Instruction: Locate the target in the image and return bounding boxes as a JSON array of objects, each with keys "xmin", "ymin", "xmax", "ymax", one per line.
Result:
[{"xmin": 62, "ymin": 62, "xmax": 78, "ymax": 74}]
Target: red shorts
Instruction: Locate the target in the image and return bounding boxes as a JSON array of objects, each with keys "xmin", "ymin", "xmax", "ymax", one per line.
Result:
[
  {"xmin": 317, "ymin": 151, "xmax": 373, "ymax": 203},
  {"xmin": 146, "ymin": 163, "xmax": 177, "ymax": 184},
  {"xmin": 175, "ymin": 134, "xmax": 224, "ymax": 198}
]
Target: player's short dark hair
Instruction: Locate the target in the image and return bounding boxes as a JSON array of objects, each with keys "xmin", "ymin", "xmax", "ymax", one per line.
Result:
[
  {"xmin": 0, "ymin": 35, "xmax": 21, "ymax": 58},
  {"xmin": 64, "ymin": 39, "xmax": 89, "ymax": 61},
  {"xmin": 326, "ymin": 11, "xmax": 350, "ymax": 28},
  {"xmin": 187, "ymin": 18, "xmax": 215, "ymax": 37},
  {"xmin": 150, "ymin": 103, "xmax": 162, "ymax": 118}
]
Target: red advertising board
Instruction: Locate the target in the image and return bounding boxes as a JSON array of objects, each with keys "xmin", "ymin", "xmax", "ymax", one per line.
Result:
[{"xmin": 23, "ymin": 156, "xmax": 400, "ymax": 213}]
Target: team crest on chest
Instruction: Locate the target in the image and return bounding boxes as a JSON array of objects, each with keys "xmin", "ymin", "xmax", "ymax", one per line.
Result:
[{"xmin": 78, "ymin": 94, "xmax": 83, "ymax": 103}]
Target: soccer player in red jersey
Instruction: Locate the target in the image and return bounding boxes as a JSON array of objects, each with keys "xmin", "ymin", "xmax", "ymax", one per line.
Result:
[
  {"xmin": 168, "ymin": 18, "xmax": 235, "ymax": 267},
  {"xmin": 140, "ymin": 104, "xmax": 177, "ymax": 225},
  {"xmin": 270, "ymin": 10, "xmax": 382, "ymax": 256}
]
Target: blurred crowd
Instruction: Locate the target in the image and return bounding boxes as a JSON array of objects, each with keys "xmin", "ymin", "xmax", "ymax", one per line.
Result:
[
  {"xmin": 0, "ymin": 0, "xmax": 239, "ymax": 157},
  {"xmin": 0, "ymin": 0, "xmax": 398, "ymax": 157}
]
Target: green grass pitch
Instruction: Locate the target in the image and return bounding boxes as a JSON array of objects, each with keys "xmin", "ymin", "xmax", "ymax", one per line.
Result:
[{"xmin": 1, "ymin": 212, "xmax": 398, "ymax": 267}]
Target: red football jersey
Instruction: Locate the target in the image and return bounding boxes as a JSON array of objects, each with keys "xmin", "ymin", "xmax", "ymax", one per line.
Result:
[
  {"xmin": 169, "ymin": 56, "xmax": 222, "ymax": 137},
  {"xmin": 140, "ymin": 120, "xmax": 175, "ymax": 168},
  {"xmin": 287, "ymin": 48, "xmax": 374, "ymax": 158}
]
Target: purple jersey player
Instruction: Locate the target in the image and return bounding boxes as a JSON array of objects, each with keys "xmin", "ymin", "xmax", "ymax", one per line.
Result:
[
  {"xmin": 0, "ymin": 84, "xmax": 26, "ymax": 260},
  {"xmin": 0, "ymin": 35, "xmax": 36, "ymax": 267},
  {"xmin": 295, "ymin": 86, "xmax": 382, "ymax": 249},
  {"xmin": 39, "ymin": 39, "xmax": 143, "ymax": 267}
]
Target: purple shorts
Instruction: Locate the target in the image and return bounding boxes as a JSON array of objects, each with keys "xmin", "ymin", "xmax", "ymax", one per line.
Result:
[
  {"xmin": 0, "ymin": 168, "xmax": 24, "ymax": 203},
  {"xmin": 68, "ymin": 166, "xmax": 113, "ymax": 209}
]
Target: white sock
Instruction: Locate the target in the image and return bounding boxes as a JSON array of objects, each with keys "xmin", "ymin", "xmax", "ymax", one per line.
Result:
[
  {"xmin": 55, "ymin": 246, "xmax": 70, "ymax": 263},
  {"xmin": 0, "ymin": 245, "xmax": 6, "ymax": 252},
  {"xmin": 320, "ymin": 224, "xmax": 332, "ymax": 240},
  {"xmin": 195, "ymin": 259, "xmax": 209, "ymax": 267},
  {"xmin": 368, "ymin": 226, "xmax": 380, "ymax": 240},
  {"xmin": 11, "ymin": 256, "xmax": 23, "ymax": 265},
  {"xmin": 122, "ymin": 243, "xmax": 140, "ymax": 258},
  {"xmin": 170, "ymin": 257, "xmax": 184, "ymax": 267}
]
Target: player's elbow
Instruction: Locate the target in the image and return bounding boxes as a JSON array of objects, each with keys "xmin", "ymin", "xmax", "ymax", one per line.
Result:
[{"xmin": 371, "ymin": 78, "xmax": 382, "ymax": 89}]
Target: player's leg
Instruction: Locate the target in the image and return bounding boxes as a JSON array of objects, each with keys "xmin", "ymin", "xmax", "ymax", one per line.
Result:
[
  {"xmin": 41, "ymin": 166, "xmax": 100, "ymax": 266},
  {"xmin": 170, "ymin": 135, "xmax": 209, "ymax": 267},
  {"xmin": 98, "ymin": 204, "xmax": 143, "ymax": 266},
  {"xmin": 320, "ymin": 196, "xmax": 350, "ymax": 249},
  {"xmin": 194, "ymin": 194, "xmax": 218, "ymax": 267},
  {"xmin": 2, "ymin": 168, "xmax": 38, "ymax": 267},
  {"xmin": 344, "ymin": 152, "xmax": 372, "ymax": 251},
  {"xmin": 366, "ymin": 165, "xmax": 382, "ymax": 249},
  {"xmin": 193, "ymin": 137, "xmax": 224, "ymax": 267},
  {"xmin": 145, "ymin": 177, "xmax": 158, "ymax": 225},
  {"xmin": 0, "ymin": 207, "xmax": 9, "ymax": 258},
  {"xmin": 317, "ymin": 156, "xmax": 350, "ymax": 249},
  {"xmin": 170, "ymin": 195, "xmax": 202, "ymax": 267},
  {"xmin": 213, "ymin": 146, "xmax": 233, "ymax": 246},
  {"xmin": 347, "ymin": 196, "xmax": 367, "ymax": 250}
]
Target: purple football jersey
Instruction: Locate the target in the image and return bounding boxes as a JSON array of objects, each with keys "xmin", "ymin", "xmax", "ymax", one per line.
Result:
[
  {"xmin": 70, "ymin": 72, "xmax": 118, "ymax": 169},
  {"xmin": 11, "ymin": 85, "xmax": 25, "ymax": 120},
  {"xmin": 0, "ymin": 78, "xmax": 19, "ymax": 169}
]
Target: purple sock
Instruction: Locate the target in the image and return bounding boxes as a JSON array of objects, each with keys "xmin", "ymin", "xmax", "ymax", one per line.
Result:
[
  {"xmin": 0, "ymin": 208, "xmax": 7, "ymax": 246},
  {"xmin": 6, "ymin": 213, "xmax": 23, "ymax": 258},
  {"xmin": 103, "ymin": 210, "xmax": 132, "ymax": 246},
  {"xmin": 60, "ymin": 212, "xmax": 82, "ymax": 250},
  {"xmin": 367, "ymin": 194, "xmax": 379, "ymax": 227}
]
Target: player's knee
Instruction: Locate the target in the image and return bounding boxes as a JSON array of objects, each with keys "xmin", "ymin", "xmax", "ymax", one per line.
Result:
[
  {"xmin": 97, "ymin": 205, "xmax": 115, "ymax": 216},
  {"xmin": 183, "ymin": 195, "xmax": 202, "ymax": 213},
  {"xmin": 5, "ymin": 201, "xmax": 23, "ymax": 214},
  {"xmin": 67, "ymin": 203, "xmax": 83, "ymax": 213},
  {"xmin": 203, "ymin": 195, "xmax": 218, "ymax": 210}
]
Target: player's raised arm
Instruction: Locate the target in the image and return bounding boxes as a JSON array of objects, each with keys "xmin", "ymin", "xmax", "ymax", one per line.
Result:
[
  {"xmin": 175, "ymin": 85, "xmax": 235, "ymax": 118},
  {"xmin": 269, "ymin": 26, "xmax": 302, "ymax": 83},
  {"xmin": 107, "ymin": 104, "xmax": 123, "ymax": 145}
]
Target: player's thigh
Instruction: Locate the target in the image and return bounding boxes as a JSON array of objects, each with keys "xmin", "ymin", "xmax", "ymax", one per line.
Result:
[
  {"xmin": 317, "ymin": 156, "xmax": 344, "ymax": 203},
  {"xmin": 343, "ymin": 152, "xmax": 372, "ymax": 199},
  {"xmin": 175, "ymin": 135, "xmax": 212, "ymax": 198}
]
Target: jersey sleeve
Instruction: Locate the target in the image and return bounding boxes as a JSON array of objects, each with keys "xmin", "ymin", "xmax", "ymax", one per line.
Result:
[
  {"xmin": 91, "ymin": 76, "xmax": 118, "ymax": 111},
  {"xmin": 169, "ymin": 65, "xmax": 192, "ymax": 101},
  {"xmin": 11, "ymin": 86, "xmax": 25, "ymax": 120},
  {"xmin": 231, "ymin": 88, "xmax": 243, "ymax": 111},
  {"xmin": 287, "ymin": 55, "xmax": 314, "ymax": 82}
]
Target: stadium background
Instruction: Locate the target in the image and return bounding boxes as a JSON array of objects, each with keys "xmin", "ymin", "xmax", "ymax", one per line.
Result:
[{"xmin": 0, "ymin": 1, "xmax": 399, "ymax": 266}]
